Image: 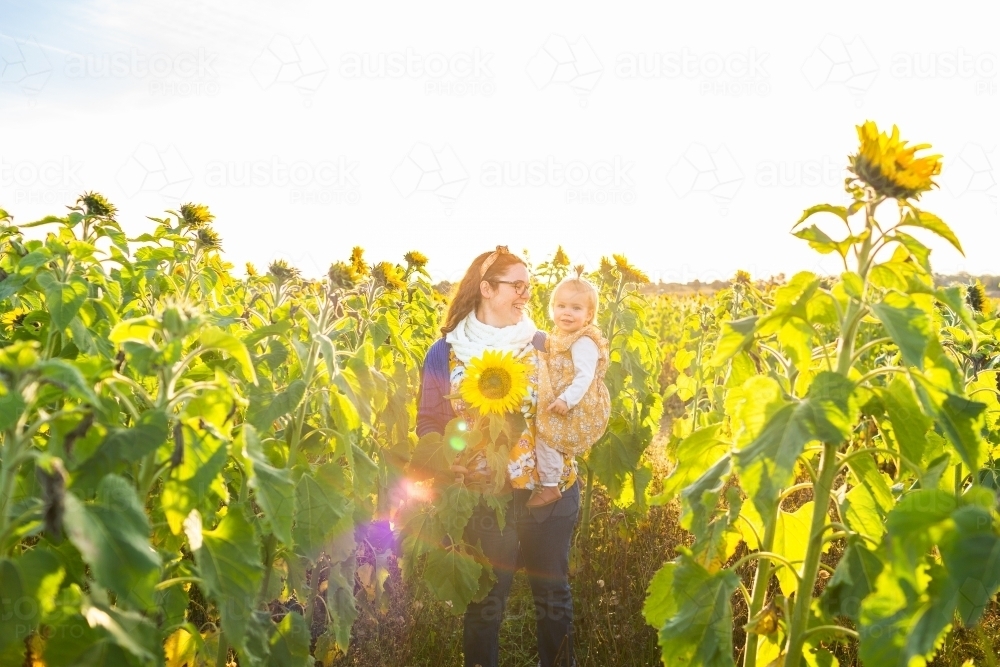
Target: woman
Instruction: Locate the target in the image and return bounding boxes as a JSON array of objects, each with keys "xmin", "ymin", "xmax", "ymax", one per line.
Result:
[{"xmin": 416, "ymin": 246, "xmax": 579, "ymax": 667}]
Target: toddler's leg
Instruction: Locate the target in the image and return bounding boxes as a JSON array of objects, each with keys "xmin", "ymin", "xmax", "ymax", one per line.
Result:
[{"xmin": 535, "ymin": 440, "xmax": 563, "ymax": 487}]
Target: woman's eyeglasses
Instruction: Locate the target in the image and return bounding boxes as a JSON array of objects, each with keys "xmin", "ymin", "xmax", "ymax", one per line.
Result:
[{"xmin": 495, "ymin": 280, "xmax": 532, "ymax": 296}]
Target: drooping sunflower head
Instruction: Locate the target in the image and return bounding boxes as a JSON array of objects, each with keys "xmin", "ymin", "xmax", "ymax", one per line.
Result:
[
  {"xmin": 179, "ymin": 203, "xmax": 215, "ymax": 228},
  {"xmin": 552, "ymin": 246, "xmax": 570, "ymax": 268},
  {"xmin": 460, "ymin": 350, "xmax": 530, "ymax": 416},
  {"xmin": 613, "ymin": 254, "xmax": 650, "ymax": 285},
  {"xmin": 372, "ymin": 261, "xmax": 407, "ymax": 291},
  {"xmin": 848, "ymin": 121, "xmax": 942, "ymax": 200},
  {"xmin": 268, "ymin": 259, "xmax": 300, "ymax": 282},
  {"xmin": 195, "ymin": 227, "xmax": 222, "ymax": 251},
  {"xmin": 77, "ymin": 191, "xmax": 117, "ymax": 219},
  {"xmin": 966, "ymin": 280, "xmax": 989, "ymax": 314},
  {"xmin": 350, "ymin": 246, "xmax": 369, "ymax": 277},
  {"xmin": 327, "ymin": 261, "xmax": 361, "ymax": 290},
  {"xmin": 404, "ymin": 251, "xmax": 429, "ymax": 270}
]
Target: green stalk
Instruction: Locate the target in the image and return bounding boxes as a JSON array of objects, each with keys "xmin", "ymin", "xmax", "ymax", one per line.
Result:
[
  {"xmin": 742, "ymin": 511, "xmax": 778, "ymax": 667},
  {"xmin": 215, "ymin": 631, "xmax": 229, "ymax": 667},
  {"xmin": 581, "ymin": 466, "xmax": 595, "ymax": 535},
  {"xmin": 784, "ymin": 195, "xmax": 878, "ymax": 667},
  {"xmin": 782, "ymin": 439, "xmax": 839, "ymax": 666},
  {"xmin": 286, "ymin": 297, "xmax": 330, "ymax": 469}
]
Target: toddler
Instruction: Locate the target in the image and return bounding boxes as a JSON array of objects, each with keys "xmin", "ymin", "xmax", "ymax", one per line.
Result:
[{"xmin": 529, "ymin": 273, "xmax": 611, "ymax": 508}]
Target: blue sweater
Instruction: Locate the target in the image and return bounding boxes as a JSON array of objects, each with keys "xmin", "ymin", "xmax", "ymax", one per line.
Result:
[{"xmin": 415, "ymin": 332, "xmax": 547, "ymax": 437}]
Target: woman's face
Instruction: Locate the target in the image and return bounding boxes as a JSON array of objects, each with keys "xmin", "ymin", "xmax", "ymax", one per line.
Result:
[{"xmin": 477, "ymin": 263, "xmax": 530, "ymax": 327}]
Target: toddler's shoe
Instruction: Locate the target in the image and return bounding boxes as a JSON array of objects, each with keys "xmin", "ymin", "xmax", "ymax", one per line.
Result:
[{"xmin": 527, "ymin": 486, "xmax": 562, "ymax": 508}]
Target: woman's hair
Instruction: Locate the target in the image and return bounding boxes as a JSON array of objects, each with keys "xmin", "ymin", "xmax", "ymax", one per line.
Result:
[
  {"xmin": 440, "ymin": 247, "xmax": 526, "ymax": 335},
  {"xmin": 549, "ymin": 273, "xmax": 599, "ymax": 325}
]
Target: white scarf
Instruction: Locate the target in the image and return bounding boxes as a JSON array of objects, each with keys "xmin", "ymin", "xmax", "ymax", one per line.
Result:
[{"xmin": 446, "ymin": 311, "xmax": 538, "ymax": 364}]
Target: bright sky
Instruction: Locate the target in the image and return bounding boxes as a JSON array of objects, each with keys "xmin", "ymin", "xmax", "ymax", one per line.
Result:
[{"xmin": 1, "ymin": 0, "xmax": 997, "ymax": 283}]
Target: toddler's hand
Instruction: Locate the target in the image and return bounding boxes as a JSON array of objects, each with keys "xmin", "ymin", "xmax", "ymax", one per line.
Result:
[{"xmin": 547, "ymin": 399, "xmax": 569, "ymax": 415}]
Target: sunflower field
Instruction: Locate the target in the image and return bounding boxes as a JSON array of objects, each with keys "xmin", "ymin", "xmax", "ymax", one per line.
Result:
[{"xmin": 3, "ymin": 121, "xmax": 1000, "ymax": 667}]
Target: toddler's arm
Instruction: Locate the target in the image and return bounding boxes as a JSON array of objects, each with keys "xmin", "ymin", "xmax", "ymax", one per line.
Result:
[{"xmin": 557, "ymin": 336, "xmax": 600, "ymax": 409}]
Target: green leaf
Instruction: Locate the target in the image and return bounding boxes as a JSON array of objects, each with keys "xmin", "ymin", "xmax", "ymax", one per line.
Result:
[
  {"xmin": 292, "ymin": 466, "xmax": 348, "ymax": 561},
  {"xmin": 654, "ymin": 426, "xmax": 729, "ymax": 507},
  {"xmin": 266, "ymin": 612, "xmax": 312, "ymax": 667},
  {"xmin": 186, "ymin": 507, "xmax": 264, "ymax": 658},
  {"xmin": 63, "ymin": 475, "xmax": 162, "ymax": 610},
  {"xmin": 793, "ymin": 224, "xmax": 845, "ymax": 255},
  {"xmin": 913, "ymin": 376, "xmax": 987, "ymax": 473},
  {"xmin": 899, "ymin": 209, "xmax": 964, "ymax": 255},
  {"xmin": 871, "ymin": 292, "xmax": 931, "ymax": 369},
  {"xmin": 737, "ymin": 372, "xmax": 855, "ymax": 519},
  {"xmin": 242, "ymin": 320, "xmax": 293, "ymax": 347},
  {"xmin": 162, "ymin": 421, "xmax": 229, "ymax": 534},
  {"xmin": 37, "ymin": 359, "xmax": 100, "ymax": 406},
  {"xmin": 657, "ymin": 554, "xmax": 738, "ymax": 667},
  {"xmin": 37, "ymin": 273, "xmax": 88, "ymax": 331},
  {"xmin": 0, "ymin": 389, "xmax": 26, "ymax": 431},
  {"xmin": 708, "ymin": 316, "xmax": 758, "ymax": 366},
  {"xmin": 247, "ymin": 380, "xmax": 306, "ymax": 432},
  {"xmin": 771, "ymin": 502, "xmax": 817, "ymax": 595},
  {"xmin": 72, "ymin": 410, "xmax": 169, "ymax": 491},
  {"xmin": 0, "ymin": 549, "xmax": 64, "ymax": 662},
  {"xmin": 842, "ymin": 453, "xmax": 895, "ymax": 543},
  {"xmin": 820, "ymin": 538, "xmax": 883, "ymax": 622},
  {"xmin": 242, "ymin": 425, "xmax": 295, "ymax": 545},
  {"xmin": 643, "ymin": 562, "xmax": 677, "ymax": 630},
  {"xmin": 200, "ymin": 326, "xmax": 257, "ymax": 383},
  {"xmin": 879, "ymin": 378, "xmax": 932, "ymax": 467},
  {"xmin": 423, "ymin": 543, "xmax": 483, "ymax": 615},
  {"xmin": 860, "ymin": 492, "xmax": 1000, "ymax": 666},
  {"xmin": 323, "ymin": 521, "xmax": 359, "ymax": 653},
  {"xmin": 795, "ymin": 204, "xmax": 849, "ymax": 228},
  {"xmin": 438, "ymin": 483, "xmax": 477, "ymax": 539},
  {"xmin": 43, "ymin": 599, "xmax": 161, "ymax": 667}
]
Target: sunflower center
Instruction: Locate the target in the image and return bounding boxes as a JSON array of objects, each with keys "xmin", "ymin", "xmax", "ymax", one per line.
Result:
[{"xmin": 478, "ymin": 367, "xmax": 513, "ymax": 400}]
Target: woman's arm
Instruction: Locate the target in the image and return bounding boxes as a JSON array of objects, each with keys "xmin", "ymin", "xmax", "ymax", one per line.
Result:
[{"xmin": 416, "ymin": 338, "xmax": 456, "ymax": 437}]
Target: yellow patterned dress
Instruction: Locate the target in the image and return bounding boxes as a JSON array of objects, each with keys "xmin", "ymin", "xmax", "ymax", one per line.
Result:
[
  {"xmin": 449, "ymin": 349, "xmax": 578, "ymax": 492},
  {"xmin": 535, "ymin": 324, "xmax": 611, "ymax": 456}
]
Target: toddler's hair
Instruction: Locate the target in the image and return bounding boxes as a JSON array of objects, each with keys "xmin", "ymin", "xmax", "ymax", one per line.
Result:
[{"xmin": 549, "ymin": 272, "xmax": 599, "ymax": 325}]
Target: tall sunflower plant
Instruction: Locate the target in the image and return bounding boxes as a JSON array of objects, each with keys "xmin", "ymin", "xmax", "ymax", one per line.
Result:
[
  {"xmin": 398, "ymin": 349, "xmax": 531, "ymax": 614},
  {"xmin": 645, "ymin": 121, "xmax": 1000, "ymax": 667}
]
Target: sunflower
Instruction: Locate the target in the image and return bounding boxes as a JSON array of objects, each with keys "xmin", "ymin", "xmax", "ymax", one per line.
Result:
[
  {"xmin": 328, "ymin": 261, "xmax": 361, "ymax": 289},
  {"xmin": 460, "ymin": 350, "xmax": 530, "ymax": 416},
  {"xmin": 179, "ymin": 203, "xmax": 215, "ymax": 228},
  {"xmin": 404, "ymin": 251, "xmax": 429, "ymax": 270},
  {"xmin": 372, "ymin": 262, "xmax": 407, "ymax": 291},
  {"xmin": 966, "ymin": 280, "xmax": 988, "ymax": 314},
  {"xmin": 849, "ymin": 121, "xmax": 942, "ymax": 200},
  {"xmin": 1, "ymin": 306, "xmax": 29, "ymax": 331}
]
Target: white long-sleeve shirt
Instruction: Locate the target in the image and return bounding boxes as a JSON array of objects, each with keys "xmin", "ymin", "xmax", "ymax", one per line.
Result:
[{"xmin": 557, "ymin": 336, "xmax": 600, "ymax": 409}]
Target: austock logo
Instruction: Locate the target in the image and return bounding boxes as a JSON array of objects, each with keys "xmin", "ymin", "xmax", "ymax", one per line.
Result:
[
  {"xmin": 801, "ymin": 34, "xmax": 879, "ymax": 104},
  {"xmin": 204, "ymin": 156, "xmax": 361, "ymax": 205},
  {"xmin": 480, "ymin": 156, "xmax": 636, "ymax": 205},
  {"xmin": 667, "ymin": 143, "xmax": 743, "ymax": 213},
  {"xmin": 0, "ymin": 35, "xmax": 52, "ymax": 94},
  {"xmin": 526, "ymin": 35, "xmax": 603, "ymax": 102},
  {"xmin": 63, "ymin": 47, "xmax": 220, "ymax": 97},
  {"xmin": 339, "ymin": 48, "xmax": 495, "ymax": 97},
  {"xmin": 116, "ymin": 143, "xmax": 193, "ymax": 199},
  {"xmin": 251, "ymin": 35, "xmax": 327, "ymax": 102},
  {"xmin": 1, "ymin": 155, "xmax": 84, "ymax": 205},
  {"xmin": 615, "ymin": 47, "xmax": 771, "ymax": 97},
  {"xmin": 943, "ymin": 143, "xmax": 998, "ymax": 212},
  {"xmin": 391, "ymin": 143, "xmax": 468, "ymax": 206}
]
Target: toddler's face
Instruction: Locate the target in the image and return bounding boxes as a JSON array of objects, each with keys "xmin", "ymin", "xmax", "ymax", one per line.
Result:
[{"xmin": 551, "ymin": 286, "xmax": 592, "ymax": 334}]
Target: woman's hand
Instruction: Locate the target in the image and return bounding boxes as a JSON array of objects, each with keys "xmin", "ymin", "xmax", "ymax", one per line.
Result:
[{"xmin": 450, "ymin": 464, "xmax": 470, "ymax": 484}]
